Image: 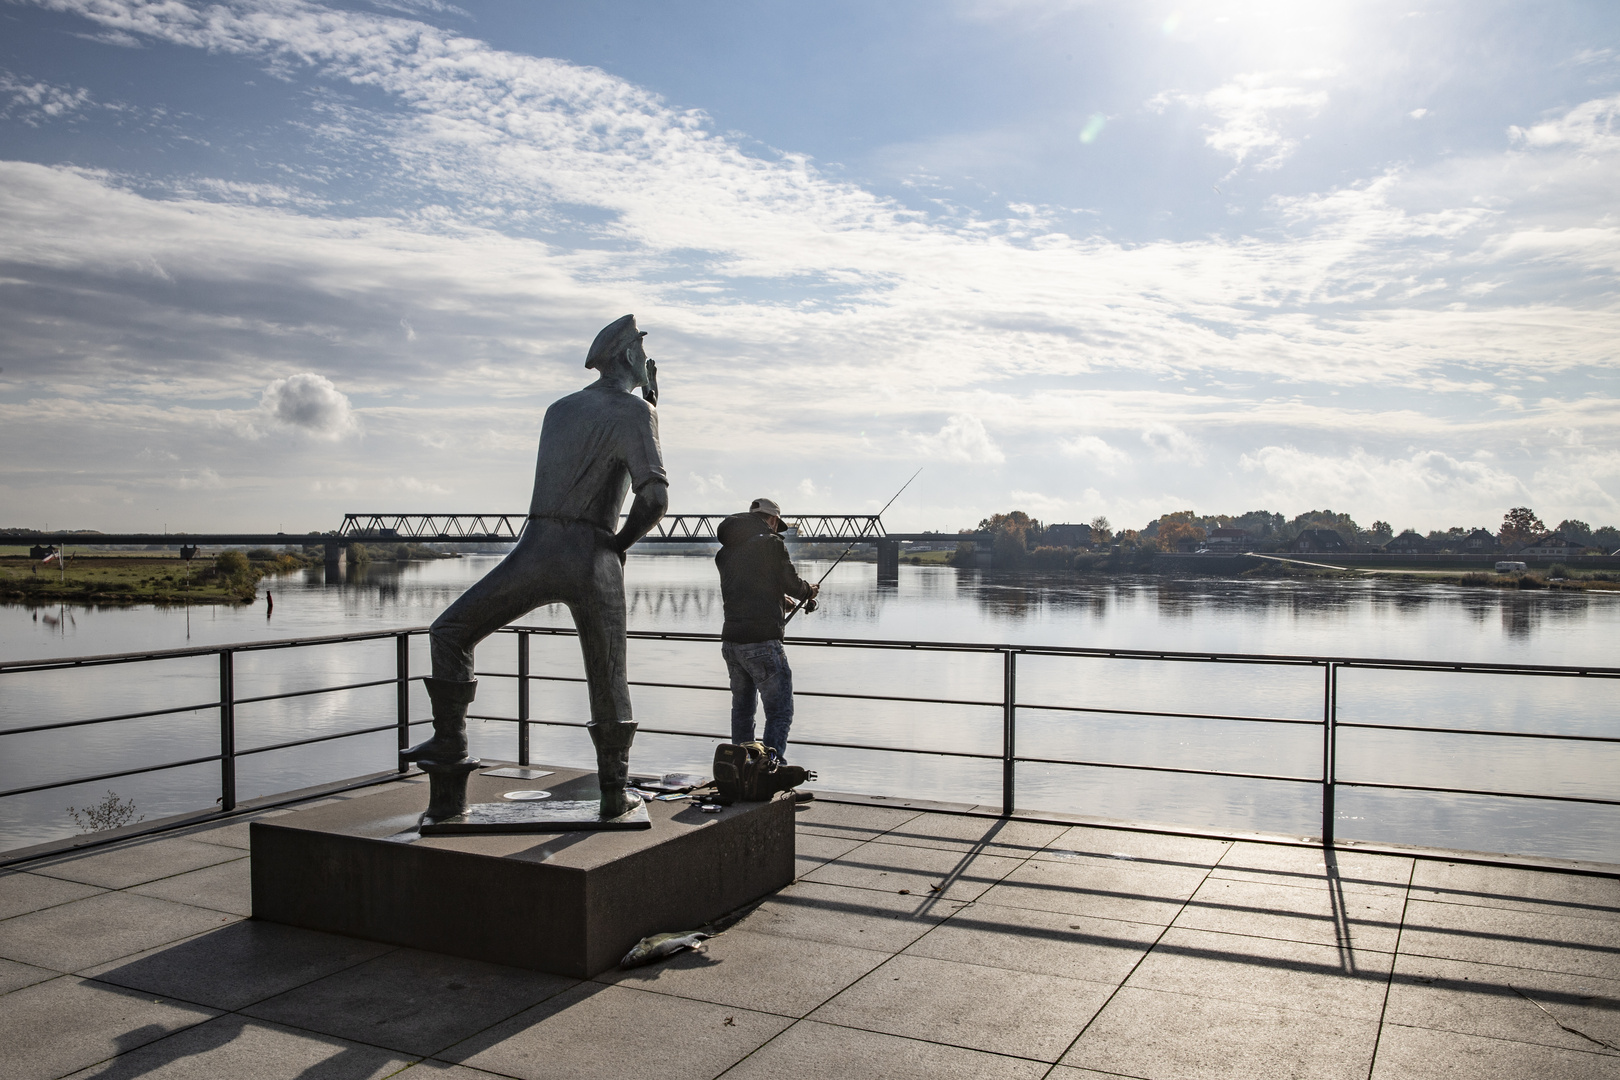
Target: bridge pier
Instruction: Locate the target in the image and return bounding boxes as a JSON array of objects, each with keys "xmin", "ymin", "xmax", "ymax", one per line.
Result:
[
  {"xmin": 323, "ymin": 542, "xmax": 347, "ymax": 578},
  {"xmin": 877, "ymin": 539, "xmax": 901, "ymax": 582}
]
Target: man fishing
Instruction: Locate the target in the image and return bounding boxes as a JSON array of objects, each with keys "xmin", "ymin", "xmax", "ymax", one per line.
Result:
[
  {"xmin": 406, "ymin": 314, "xmax": 667, "ymax": 819},
  {"xmin": 715, "ymin": 497, "xmax": 817, "ymax": 763}
]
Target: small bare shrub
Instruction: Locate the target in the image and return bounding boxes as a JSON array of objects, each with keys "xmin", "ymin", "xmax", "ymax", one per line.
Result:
[{"xmin": 67, "ymin": 790, "xmax": 144, "ymax": 833}]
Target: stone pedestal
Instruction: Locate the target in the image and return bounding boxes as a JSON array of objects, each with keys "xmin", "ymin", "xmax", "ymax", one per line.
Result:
[{"xmin": 250, "ymin": 764, "xmax": 796, "ymax": 977}]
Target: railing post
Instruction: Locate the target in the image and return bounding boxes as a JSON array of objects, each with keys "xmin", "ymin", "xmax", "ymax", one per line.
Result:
[
  {"xmin": 396, "ymin": 632, "xmax": 410, "ymax": 772},
  {"xmin": 219, "ymin": 650, "xmax": 236, "ymax": 813},
  {"xmin": 518, "ymin": 631, "xmax": 531, "ymax": 766},
  {"xmin": 1002, "ymin": 649, "xmax": 1017, "ymax": 817},
  {"xmin": 1322, "ymin": 661, "xmax": 1336, "ymax": 848}
]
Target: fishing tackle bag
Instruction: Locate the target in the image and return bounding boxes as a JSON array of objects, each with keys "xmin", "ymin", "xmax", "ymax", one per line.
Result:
[{"xmin": 712, "ymin": 742, "xmax": 814, "ymax": 803}]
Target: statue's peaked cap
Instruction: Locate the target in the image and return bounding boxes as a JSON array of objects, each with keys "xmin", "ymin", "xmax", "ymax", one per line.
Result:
[{"xmin": 586, "ymin": 314, "xmax": 647, "ymax": 369}]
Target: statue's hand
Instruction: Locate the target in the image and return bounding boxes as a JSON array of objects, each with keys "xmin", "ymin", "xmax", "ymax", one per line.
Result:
[{"xmin": 641, "ymin": 358, "xmax": 658, "ymax": 406}]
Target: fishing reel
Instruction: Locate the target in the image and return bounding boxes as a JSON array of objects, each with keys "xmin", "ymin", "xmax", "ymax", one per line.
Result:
[{"xmin": 803, "ymin": 597, "xmax": 818, "ymax": 613}]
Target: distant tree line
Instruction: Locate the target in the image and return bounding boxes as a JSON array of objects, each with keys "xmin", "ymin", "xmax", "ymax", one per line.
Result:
[{"xmin": 954, "ymin": 507, "xmax": 1619, "ymax": 570}]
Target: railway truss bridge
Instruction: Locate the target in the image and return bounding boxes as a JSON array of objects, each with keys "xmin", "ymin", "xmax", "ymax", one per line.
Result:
[{"xmin": 23, "ymin": 513, "xmax": 992, "ymax": 580}]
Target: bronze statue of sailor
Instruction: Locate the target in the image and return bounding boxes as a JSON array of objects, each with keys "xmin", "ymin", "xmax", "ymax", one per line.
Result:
[{"xmin": 406, "ymin": 315, "xmax": 668, "ymax": 819}]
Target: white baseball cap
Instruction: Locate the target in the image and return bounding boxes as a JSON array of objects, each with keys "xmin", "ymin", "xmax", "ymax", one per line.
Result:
[{"xmin": 749, "ymin": 497, "xmax": 783, "ymax": 519}]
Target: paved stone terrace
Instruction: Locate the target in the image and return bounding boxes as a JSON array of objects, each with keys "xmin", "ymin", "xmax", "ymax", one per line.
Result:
[{"xmin": 1, "ymin": 782, "xmax": 1617, "ymax": 1080}]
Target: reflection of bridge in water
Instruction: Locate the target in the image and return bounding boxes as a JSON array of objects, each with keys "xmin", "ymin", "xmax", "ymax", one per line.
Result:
[{"xmin": 25, "ymin": 513, "xmax": 992, "ymax": 582}]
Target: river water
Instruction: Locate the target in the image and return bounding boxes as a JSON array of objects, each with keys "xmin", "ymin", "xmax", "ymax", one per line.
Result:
[{"xmin": 4, "ymin": 555, "xmax": 1617, "ymax": 861}]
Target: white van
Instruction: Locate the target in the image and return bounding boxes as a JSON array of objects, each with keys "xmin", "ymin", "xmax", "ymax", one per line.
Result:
[{"xmin": 1495, "ymin": 560, "xmax": 1527, "ymax": 572}]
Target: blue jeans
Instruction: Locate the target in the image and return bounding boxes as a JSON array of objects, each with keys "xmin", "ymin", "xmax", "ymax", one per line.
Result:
[{"xmin": 721, "ymin": 639, "xmax": 794, "ymax": 760}]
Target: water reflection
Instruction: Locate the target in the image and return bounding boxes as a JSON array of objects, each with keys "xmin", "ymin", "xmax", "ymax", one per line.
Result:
[{"xmin": 4, "ymin": 557, "xmax": 1618, "ymax": 860}]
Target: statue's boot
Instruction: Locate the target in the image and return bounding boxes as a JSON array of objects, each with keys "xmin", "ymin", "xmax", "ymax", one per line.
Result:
[
  {"xmin": 402, "ymin": 678, "xmax": 476, "ymax": 764},
  {"xmin": 589, "ymin": 721, "xmax": 641, "ymax": 818}
]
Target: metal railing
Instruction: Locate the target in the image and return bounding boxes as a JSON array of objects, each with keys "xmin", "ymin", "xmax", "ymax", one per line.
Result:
[{"xmin": 3, "ymin": 627, "xmax": 1617, "ymax": 854}]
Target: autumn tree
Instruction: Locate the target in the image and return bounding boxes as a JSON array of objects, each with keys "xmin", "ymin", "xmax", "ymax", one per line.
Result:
[
  {"xmin": 1499, "ymin": 507, "xmax": 1545, "ymax": 549},
  {"xmin": 1555, "ymin": 519, "xmax": 1592, "ymax": 546},
  {"xmin": 977, "ymin": 511, "xmax": 1041, "ymax": 568},
  {"xmin": 1154, "ymin": 510, "xmax": 1206, "ymax": 551}
]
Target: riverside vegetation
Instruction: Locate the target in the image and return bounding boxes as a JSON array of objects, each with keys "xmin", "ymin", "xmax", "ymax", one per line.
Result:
[
  {"xmin": 0, "ymin": 540, "xmax": 454, "ymax": 606},
  {"xmin": 947, "ymin": 507, "xmax": 1620, "ymax": 590},
  {"xmin": 0, "ymin": 548, "xmax": 314, "ymax": 605}
]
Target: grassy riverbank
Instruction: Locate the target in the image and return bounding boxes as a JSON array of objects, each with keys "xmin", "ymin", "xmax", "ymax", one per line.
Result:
[{"xmin": 0, "ymin": 549, "xmax": 318, "ymax": 605}]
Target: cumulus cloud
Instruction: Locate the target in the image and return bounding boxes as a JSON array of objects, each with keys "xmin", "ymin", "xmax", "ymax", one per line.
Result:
[
  {"xmin": 0, "ymin": 72, "xmax": 95, "ymax": 124},
  {"xmin": 254, "ymin": 373, "xmax": 359, "ymax": 440},
  {"xmin": 1154, "ymin": 71, "xmax": 1329, "ymax": 171},
  {"xmin": 914, "ymin": 415, "xmax": 1005, "ymax": 464},
  {"xmin": 1059, "ymin": 435, "xmax": 1130, "ymax": 473},
  {"xmin": 687, "ymin": 472, "xmax": 731, "ymax": 498},
  {"xmin": 1239, "ymin": 446, "xmax": 1529, "ymax": 524},
  {"xmin": 1509, "ymin": 94, "xmax": 1620, "ymax": 152},
  {"xmin": 1140, "ymin": 423, "xmax": 1204, "ymax": 465}
]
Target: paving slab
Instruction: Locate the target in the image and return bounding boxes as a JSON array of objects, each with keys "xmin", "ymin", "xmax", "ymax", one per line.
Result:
[
  {"xmin": 1036, "ymin": 826, "xmax": 1232, "ymax": 868},
  {"xmin": 28, "ymin": 838, "xmax": 243, "ymax": 890},
  {"xmin": 802, "ymin": 840, "xmax": 1027, "ymax": 903},
  {"xmin": 1383, "ymin": 952, "xmax": 1620, "ymax": 1055},
  {"xmin": 875, "ymin": 815, "xmax": 1068, "ymax": 857},
  {"xmin": 905, "ymin": 901, "xmax": 1160, "ymax": 983},
  {"xmin": 244, "ymin": 946, "xmax": 575, "ymax": 1057},
  {"xmin": 58, "ymin": 1014, "xmax": 417, "ymax": 1080},
  {"xmin": 0, "ymin": 975, "xmax": 217, "ymax": 1080},
  {"xmin": 446, "ymin": 981, "xmax": 790, "ymax": 1080},
  {"xmin": 599, "ymin": 926, "xmax": 889, "ymax": 1017},
  {"xmin": 83, "ymin": 920, "xmax": 395, "ymax": 1011},
  {"xmin": 792, "ymin": 831, "xmax": 864, "ymax": 877},
  {"xmin": 790, "ymin": 801, "xmax": 921, "ymax": 842},
  {"xmin": 177, "ymin": 820, "xmax": 258, "ymax": 851},
  {"xmin": 1174, "ymin": 875, "xmax": 1405, "ymax": 952},
  {"xmin": 1126, "ymin": 926, "xmax": 1394, "ymax": 1019},
  {"xmin": 1065, "ymin": 985, "xmax": 1379, "ymax": 1080},
  {"xmin": 1409, "ymin": 862, "xmax": 1620, "ymax": 918},
  {"xmin": 0, "ymin": 870, "xmax": 106, "ymax": 921},
  {"xmin": 129, "ymin": 857, "xmax": 250, "ymax": 916},
  {"xmin": 0, "ymin": 891, "xmax": 236, "ymax": 973},
  {"xmin": 741, "ymin": 879, "xmax": 966, "ymax": 952},
  {"xmin": 1211, "ymin": 843, "xmax": 1413, "ymax": 897},
  {"xmin": 810, "ymin": 952, "xmax": 1114, "ymax": 1061},
  {"xmin": 716, "ymin": 1019, "xmax": 1049, "ymax": 1080},
  {"xmin": 1369, "ymin": 1022, "xmax": 1620, "ymax": 1079},
  {"xmin": 978, "ymin": 855, "xmax": 1209, "ymax": 925},
  {"xmin": 1398, "ymin": 898, "xmax": 1620, "ymax": 980},
  {"xmin": 177, "ymin": 809, "xmax": 293, "ymax": 851},
  {"xmin": 0, "ymin": 957, "xmax": 57, "ymax": 996}
]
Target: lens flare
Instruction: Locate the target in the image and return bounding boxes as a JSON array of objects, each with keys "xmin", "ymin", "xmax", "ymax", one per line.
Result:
[
  {"xmin": 1162, "ymin": 11, "xmax": 1182, "ymax": 34},
  {"xmin": 1079, "ymin": 113, "xmax": 1107, "ymax": 144}
]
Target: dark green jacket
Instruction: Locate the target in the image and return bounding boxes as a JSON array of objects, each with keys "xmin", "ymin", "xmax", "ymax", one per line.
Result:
[{"xmin": 716, "ymin": 513, "xmax": 813, "ymax": 643}]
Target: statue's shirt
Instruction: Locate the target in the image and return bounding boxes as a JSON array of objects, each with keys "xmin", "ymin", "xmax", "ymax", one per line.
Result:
[{"xmin": 527, "ymin": 384, "xmax": 667, "ymax": 533}]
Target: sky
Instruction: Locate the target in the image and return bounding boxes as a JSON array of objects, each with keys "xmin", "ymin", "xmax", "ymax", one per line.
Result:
[{"xmin": 1, "ymin": 0, "xmax": 1618, "ymax": 535}]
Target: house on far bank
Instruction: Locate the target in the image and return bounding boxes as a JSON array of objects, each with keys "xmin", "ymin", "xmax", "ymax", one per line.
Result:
[
  {"xmin": 1044, "ymin": 523, "xmax": 1094, "ymax": 548},
  {"xmin": 1204, "ymin": 527, "xmax": 1253, "ymax": 550},
  {"xmin": 1462, "ymin": 528, "xmax": 1499, "ymax": 553},
  {"xmin": 1385, "ymin": 531, "xmax": 1432, "ymax": 554},
  {"xmin": 1516, "ymin": 533, "xmax": 1584, "ymax": 558},
  {"xmin": 1292, "ymin": 529, "xmax": 1346, "ymax": 553}
]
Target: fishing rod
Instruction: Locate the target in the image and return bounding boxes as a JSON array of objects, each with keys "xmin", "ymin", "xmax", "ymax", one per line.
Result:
[{"xmin": 784, "ymin": 467, "xmax": 922, "ymax": 626}]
